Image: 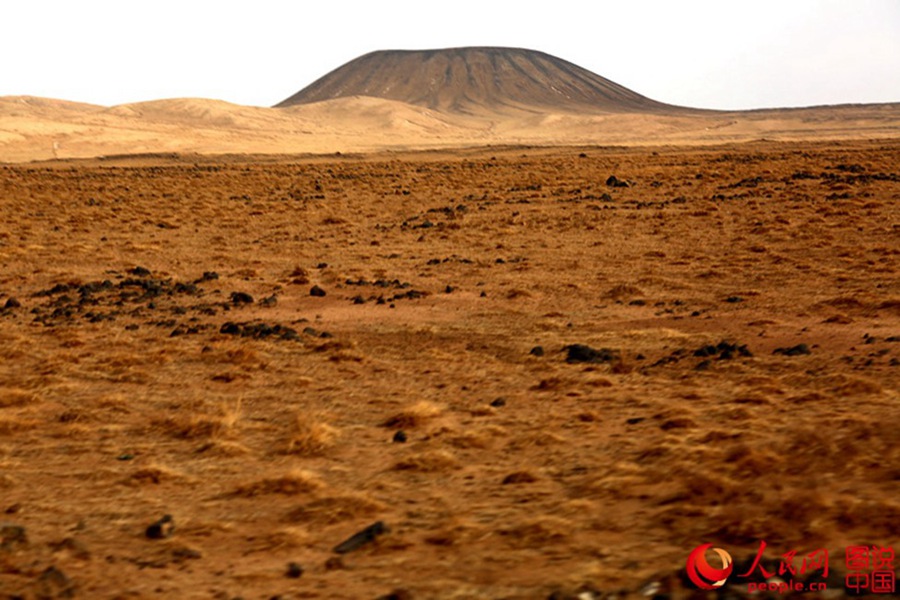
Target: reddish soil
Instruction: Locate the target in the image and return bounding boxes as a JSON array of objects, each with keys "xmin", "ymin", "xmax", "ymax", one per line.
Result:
[{"xmin": 0, "ymin": 140, "xmax": 898, "ymax": 599}]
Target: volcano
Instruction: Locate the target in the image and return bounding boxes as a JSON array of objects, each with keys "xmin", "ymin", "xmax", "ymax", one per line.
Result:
[{"xmin": 275, "ymin": 47, "xmax": 684, "ymax": 115}]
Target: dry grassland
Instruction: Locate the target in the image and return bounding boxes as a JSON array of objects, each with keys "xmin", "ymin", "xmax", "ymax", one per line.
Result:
[{"xmin": 0, "ymin": 140, "xmax": 898, "ymax": 598}]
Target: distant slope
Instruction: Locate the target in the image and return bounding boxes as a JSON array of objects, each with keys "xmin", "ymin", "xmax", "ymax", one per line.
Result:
[
  {"xmin": 275, "ymin": 47, "xmax": 685, "ymax": 115},
  {"xmin": 3, "ymin": 94, "xmax": 899, "ymax": 163}
]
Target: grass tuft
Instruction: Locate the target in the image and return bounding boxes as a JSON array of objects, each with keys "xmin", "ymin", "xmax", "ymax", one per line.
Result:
[
  {"xmin": 381, "ymin": 401, "xmax": 442, "ymax": 429},
  {"xmin": 284, "ymin": 414, "xmax": 338, "ymax": 456},
  {"xmin": 231, "ymin": 470, "xmax": 322, "ymax": 497}
]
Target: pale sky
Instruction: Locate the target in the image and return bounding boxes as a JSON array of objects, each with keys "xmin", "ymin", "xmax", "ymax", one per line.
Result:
[{"xmin": 3, "ymin": 0, "xmax": 899, "ymax": 110}]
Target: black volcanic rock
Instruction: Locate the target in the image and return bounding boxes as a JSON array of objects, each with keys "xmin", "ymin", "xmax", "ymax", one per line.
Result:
[
  {"xmin": 275, "ymin": 47, "xmax": 683, "ymax": 115},
  {"xmin": 565, "ymin": 344, "xmax": 620, "ymax": 364}
]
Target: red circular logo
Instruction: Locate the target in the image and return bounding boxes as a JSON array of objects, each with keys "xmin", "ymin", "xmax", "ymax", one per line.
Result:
[{"xmin": 686, "ymin": 543, "xmax": 733, "ymax": 589}]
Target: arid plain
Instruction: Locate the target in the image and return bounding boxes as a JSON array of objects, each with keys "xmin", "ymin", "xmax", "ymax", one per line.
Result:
[
  {"xmin": 2, "ymin": 140, "xmax": 899, "ymax": 599},
  {"xmin": 1, "ymin": 48, "xmax": 899, "ymax": 599}
]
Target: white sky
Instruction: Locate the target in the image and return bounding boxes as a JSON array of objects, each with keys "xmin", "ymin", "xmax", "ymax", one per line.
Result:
[{"xmin": 3, "ymin": 0, "xmax": 899, "ymax": 110}]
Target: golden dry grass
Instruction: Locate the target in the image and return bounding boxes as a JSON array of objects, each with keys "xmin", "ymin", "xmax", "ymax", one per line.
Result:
[
  {"xmin": 381, "ymin": 400, "xmax": 442, "ymax": 429},
  {"xmin": 285, "ymin": 494, "xmax": 386, "ymax": 525},
  {"xmin": 229, "ymin": 470, "xmax": 322, "ymax": 497},
  {"xmin": 0, "ymin": 388, "xmax": 39, "ymax": 408},
  {"xmin": 0, "ymin": 140, "xmax": 897, "ymax": 598},
  {"xmin": 283, "ymin": 413, "xmax": 339, "ymax": 456},
  {"xmin": 392, "ymin": 449, "xmax": 460, "ymax": 473}
]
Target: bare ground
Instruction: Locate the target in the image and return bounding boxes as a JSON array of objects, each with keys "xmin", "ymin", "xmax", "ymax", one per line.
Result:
[{"xmin": 0, "ymin": 140, "xmax": 898, "ymax": 599}]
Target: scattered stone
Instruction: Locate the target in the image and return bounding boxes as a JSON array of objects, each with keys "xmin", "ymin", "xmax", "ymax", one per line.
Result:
[
  {"xmin": 171, "ymin": 545, "xmax": 202, "ymax": 561},
  {"xmin": 145, "ymin": 514, "xmax": 175, "ymax": 539},
  {"xmin": 606, "ymin": 175, "xmax": 630, "ymax": 188},
  {"xmin": 694, "ymin": 360, "xmax": 711, "ymax": 371},
  {"xmin": 285, "ymin": 562, "xmax": 304, "ymax": 579},
  {"xmin": 230, "ymin": 292, "xmax": 254, "ymax": 305},
  {"xmin": 693, "ymin": 344, "xmax": 716, "ymax": 357},
  {"xmin": 324, "ymin": 556, "xmax": 345, "ymax": 570},
  {"xmin": 34, "ymin": 282, "xmax": 74, "ymax": 297},
  {"xmin": 260, "ymin": 294, "xmax": 277, "ymax": 307},
  {"xmin": 37, "ymin": 566, "xmax": 74, "ymax": 598},
  {"xmin": 529, "ymin": 345, "xmax": 544, "ymax": 357},
  {"xmin": 691, "ymin": 341, "xmax": 751, "ymax": 361},
  {"xmin": 0, "ymin": 522, "xmax": 27, "ymax": 549},
  {"xmin": 564, "ymin": 344, "xmax": 620, "ymax": 364},
  {"xmin": 490, "ymin": 397, "xmax": 507, "ymax": 408},
  {"xmin": 129, "ymin": 266, "xmax": 152, "ymax": 277},
  {"xmin": 220, "ymin": 322, "xmax": 241, "ymax": 335},
  {"xmin": 174, "ymin": 282, "xmax": 198, "ymax": 295},
  {"xmin": 502, "ymin": 471, "xmax": 537, "ymax": 484},
  {"xmin": 728, "ymin": 176, "xmax": 764, "ymax": 188},
  {"xmin": 310, "ymin": 285, "xmax": 327, "ymax": 297},
  {"xmin": 333, "ymin": 521, "xmax": 388, "ymax": 554},
  {"xmin": 219, "ymin": 321, "xmax": 299, "ymax": 341},
  {"xmin": 392, "ymin": 430, "xmax": 408, "ymax": 443},
  {"xmin": 389, "ymin": 289, "xmax": 427, "ymax": 301},
  {"xmin": 725, "ymin": 296, "xmax": 744, "ymax": 303},
  {"xmin": 301, "ymin": 326, "xmax": 331, "ymax": 339},
  {"xmin": 4, "ymin": 297, "xmax": 21, "ymax": 309},
  {"xmin": 774, "ymin": 343, "xmax": 811, "ymax": 356}
]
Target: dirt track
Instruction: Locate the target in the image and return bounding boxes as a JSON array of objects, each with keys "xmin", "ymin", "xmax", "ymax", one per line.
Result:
[{"xmin": 1, "ymin": 140, "xmax": 898, "ymax": 598}]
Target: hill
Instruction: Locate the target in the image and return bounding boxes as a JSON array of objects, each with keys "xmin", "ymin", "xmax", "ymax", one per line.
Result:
[{"xmin": 275, "ymin": 47, "xmax": 685, "ymax": 115}]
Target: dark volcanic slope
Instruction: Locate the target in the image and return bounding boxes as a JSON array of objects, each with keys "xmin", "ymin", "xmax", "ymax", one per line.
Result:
[{"xmin": 275, "ymin": 47, "xmax": 684, "ymax": 115}]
